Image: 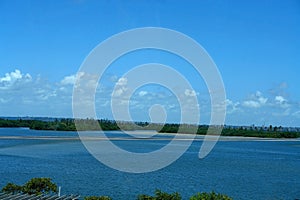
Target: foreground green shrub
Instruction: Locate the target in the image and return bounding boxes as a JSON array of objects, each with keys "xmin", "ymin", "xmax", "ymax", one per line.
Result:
[
  {"xmin": 137, "ymin": 194, "xmax": 155, "ymax": 200},
  {"xmin": 1, "ymin": 177, "xmax": 57, "ymax": 195},
  {"xmin": 190, "ymin": 191, "xmax": 232, "ymax": 200},
  {"xmin": 137, "ymin": 189, "xmax": 181, "ymax": 200},
  {"xmin": 2, "ymin": 178, "xmax": 233, "ymax": 200},
  {"xmin": 1, "ymin": 183, "xmax": 22, "ymax": 194},
  {"xmin": 22, "ymin": 177, "xmax": 57, "ymax": 195},
  {"xmin": 84, "ymin": 196, "xmax": 112, "ymax": 200}
]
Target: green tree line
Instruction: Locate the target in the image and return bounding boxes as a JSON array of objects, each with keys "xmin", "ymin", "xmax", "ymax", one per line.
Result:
[{"xmin": 0, "ymin": 118, "xmax": 299, "ymax": 138}]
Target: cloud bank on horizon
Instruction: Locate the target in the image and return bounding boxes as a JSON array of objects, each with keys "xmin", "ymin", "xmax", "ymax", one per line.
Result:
[{"xmin": 0, "ymin": 69, "xmax": 299, "ymax": 127}]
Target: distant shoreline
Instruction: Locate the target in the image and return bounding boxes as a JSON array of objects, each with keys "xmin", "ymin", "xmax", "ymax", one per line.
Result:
[{"xmin": 0, "ymin": 118, "xmax": 299, "ymax": 139}]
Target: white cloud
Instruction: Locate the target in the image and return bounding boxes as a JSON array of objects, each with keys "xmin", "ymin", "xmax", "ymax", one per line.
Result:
[
  {"xmin": 274, "ymin": 95, "xmax": 290, "ymax": 108},
  {"xmin": 0, "ymin": 69, "xmax": 74, "ymax": 116},
  {"xmin": 242, "ymin": 91, "xmax": 268, "ymax": 108},
  {"xmin": 139, "ymin": 91, "xmax": 148, "ymax": 96},
  {"xmin": 112, "ymin": 77, "xmax": 128, "ymax": 97},
  {"xmin": 184, "ymin": 89, "xmax": 197, "ymax": 97},
  {"xmin": 243, "ymin": 100, "xmax": 261, "ymax": 108},
  {"xmin": 256, "ymin": 91, "xmax": 268, "ymax": 104},
  {"xmin": 116, "ymin": 77, "xmax": 127, "ymax": 86},
  {"xmin": 226, "ymin": 99, "xmax": 240, "ymax": 113},
  {"xmin": 2, "ymin": 70, "xmax": 300, "ymax": 126},
  {"xmin": 35, "ymin": 88, "xmax": 57, "ymax": 100},
  {"xmin": 113, "ymin": 88, "xmax": 126, "ymax": 97},
  {"xmin": 275, "ymin": 96, "xmax": 286, "ymax": 104},
  {"xmin": 0, "ymin": 69, "xmax": 22, "ymax": 82},
  {"xmin": 61, "ymin": 72, "xmax": 85, "ymax": 85},
  {"xmin": 0, "ymin": 69, "xmax": 32, "ymax": 89},
  {"xmin": 167, "ymin": 104, "xmax": 176, "ymax": 109},
  {"xmin": 61, "ymin": 75, "xmax": 76, "ymax": 85}
]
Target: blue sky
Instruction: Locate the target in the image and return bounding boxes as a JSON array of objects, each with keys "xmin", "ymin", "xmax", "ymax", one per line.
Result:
[{"xmin": 0, "ymin": 0, "xmax": 300, "ymax": 127}]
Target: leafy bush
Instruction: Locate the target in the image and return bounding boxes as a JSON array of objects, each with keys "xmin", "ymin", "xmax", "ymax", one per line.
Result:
[
  {"xmin": 1, "ymin": 177, "xmax": 57, "ymax": 195},
  {"xmin": 1, "ymin": 183, "xmax": 22, "ymax": 194},
  {"xmin": 84, "ymin": 196, "xmax": 112, "ymax": 200},
  {"xmin": 190, "ymin": 191, "xmax": 232, "ymax": 200},
  {"xmin": 137, "ymin": 189, "xmax": 181, "ymax": 200},
  {"xmin": 22, "ymin": 177, "xmax": 57, "ymax": 195},
  {"xmin": 137, "ymin": 194, "xmax": 155, "ymax": 200},
  {"xmin": 2, "ymin": 178, "xmax": 233, "ymax": 200}
]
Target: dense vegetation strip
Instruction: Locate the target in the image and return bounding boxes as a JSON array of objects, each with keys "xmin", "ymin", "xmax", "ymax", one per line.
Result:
[
  {"xmin": 1, "ymin": 177, "xmax": 232, "ymax": 200},
  {"xmin": 0, "ymin": 118, "xmax": 299, "ymax": 138}
]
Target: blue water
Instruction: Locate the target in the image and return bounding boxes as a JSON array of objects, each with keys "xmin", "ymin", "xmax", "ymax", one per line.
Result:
[{"xmin": 0, "ymin": 128, "xmax": 300, "ymax": 200}]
